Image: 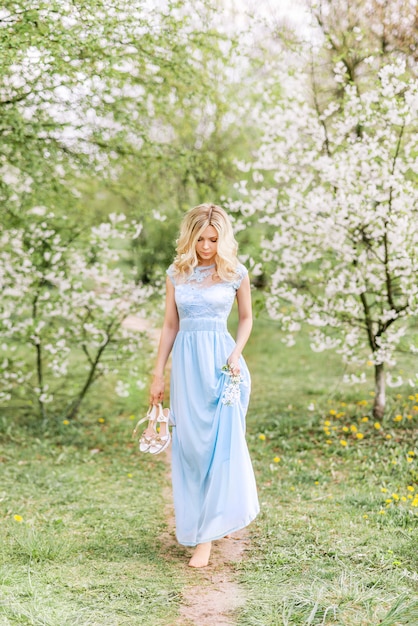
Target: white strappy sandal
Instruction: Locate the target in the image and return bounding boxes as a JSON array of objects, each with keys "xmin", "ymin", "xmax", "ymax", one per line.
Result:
[
  {"xmin": 149, "ymin": 404, "xmax": 171, "ymax": 455},
  {"xmin": 132, "ymin": 404, "xmax": 158, "ymax": 453}
]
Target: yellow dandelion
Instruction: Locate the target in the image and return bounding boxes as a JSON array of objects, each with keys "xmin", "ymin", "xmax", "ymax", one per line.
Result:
[
  {"xmin": 342, "ymin": 426, "xmax": 349, "ymax": 433},
  {"xmin": 392, "ymin": 493, "xmax": 399, "ymax": 500},
  {"xmin": 380, "ymin": 487, "xmax": 388, "ymax": 493},
  {"xmin": 350, "ymin": 425, "xmax": 358, "ymax": 433},
  {"xmin": 369, "ymin": 391, "xmax": 376, "ymax": 397},
  {"xmin": 357, "ymin": 400, "xmax": 368, "ymax": 406},
  {"xmin": 314, "ymin": 480, "xmax": 319, "ymax": 485},
  {"xmin": 290, "ymin": 486, "xmax": 295, "ymax": 491},
  {"xmin": 378, "ymin": 510, "xmax": 386, "ymax": 515},
  {"xmin": 127, "ymin": 473, "xmax": 133, "ymax": 478},
  {"xmin": 407, "ymin": 485, "xmax": 415, "ymax": 492},
  {"xmin": 374, "ymin": 422, "xmax": 381, "ymax": 430},
  {"xmin": 340, "ymin": 439, "xmax": 348, "ymax": 447},
  {"xmin": 361, "ymin": 416, "xmax": 369, "ymax": 422},
  {"xmin": 63, "ymin": 420, "xmax": 69, "ymax": 425},
  {"xmin": 129, "ymin": 414, "xmax": 136, "ymax": 420},
  {"xmin": 324, "ymin": 430, "xmax": 331, "ymax": 436},
  {"xmin": 401, "ymin": 496, "xmax": 407, "ymax": 502},
  {"xmin": 332, "ymin": 426, "xmax": 337, "ymax": 431},
  {"xmin": 13, "ymin": 515, "xmax": 23, "ymax": 523},
  {"xmin": 391, "ymin": 459, "xmax": 397, "ymax": 465},
  {"xmin": 393, "ymin": 415, "xmax": 402, "ymax": 422},
  {"xmin": 340, "ymin": 402, "xmax": 347, "ymax": 407},
  {"xmin": 406, "ymin": 414, "xmax": 413, "ymax": 420},
  {"xmin": 407, "ymin": 457, "xmax": 413, "ymax": 463},
  {"xmin": 98, "ymin": 418, "xmax": 105, "ymax": 423},
  {"xmin": 408, "ymin": 451, "xmax": 415, "ymax": 456},
  {"xmin": 407, "ymin": 495, "xmax": 413, "ymax": 500},
  {"xmin": 325, "ymin": 439, "xmax": 332, "ymax": 444},
  {"xmin": 367, "ymin": 360, "xmax": 373, "ymax": 366},
  {"xmin": 258, "ymin": 434, "xmax": 266, "ymax": 441},
  {"xmin": 385, "ymin": 498, "xmax": 393, "ymax": 504},
  {"xmin": 408, "ymin": 395, "xmax": 415, "ymax": 401},
  {"xmin": 396, "ymin": 394, "xmax": 402, "ymax": 399},
  {"xmin": 412, "ymin": 498, "xmax": 418, "ymax": 508},
  {"xmin": 356, "ymin": 432, "xmax": 364, "ymax": 440},
  {"xmin": 363, "ymin": 514, "xmax": 368, "ymax": 519},
  {"xmin": 324, "ymin": 420, "xmax": 331, "ymax": 426},
  {"xmin": 273, "ymin": 456, "xmax": 281, "ymax": 463},
  {"xmin": 336, "ymin": 412, "xmax": 345, "ymax": 418},
  {"xmin": 385, "ymin": 434, "xmax": 392, "ymax": 439},
  {"xmin": 413, "ymin": 405, "xmax": 418, "ymax": 411},
  {"xmin": 329, "ymin": 409, "xmax": 337, "ymax": 415}
]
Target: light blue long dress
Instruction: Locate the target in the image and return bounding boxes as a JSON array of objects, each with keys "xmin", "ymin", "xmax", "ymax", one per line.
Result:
[{"xmin": 167, "ymin": 262, "xmax": 259, "ymax": 547}]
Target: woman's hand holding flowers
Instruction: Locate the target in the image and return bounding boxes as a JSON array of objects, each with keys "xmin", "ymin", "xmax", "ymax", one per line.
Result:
[{"xmin": 227, "ymin": 351, "xmax": 241, "ymax": 376}]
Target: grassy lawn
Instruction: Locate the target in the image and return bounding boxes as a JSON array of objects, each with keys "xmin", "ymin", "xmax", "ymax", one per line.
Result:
[
  {"xmin": 0, "ymin": 417, "xmax": 188, "ymax": 625},
  {"xmin": 1, "ymin": 314, "xmax": 417, "ymax": 625},
  {"xmin": 239, "ymin": 315, "xmax": 418, "ymax": 626}
]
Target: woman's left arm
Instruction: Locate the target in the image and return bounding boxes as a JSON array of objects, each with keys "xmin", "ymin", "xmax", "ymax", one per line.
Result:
[{"xmin": 227, "ymin": 274, "xmax": 253, "ymax": 373}]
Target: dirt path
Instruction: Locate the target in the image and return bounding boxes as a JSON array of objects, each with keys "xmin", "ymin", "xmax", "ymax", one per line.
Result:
[
  {"xmin": 161, "ymin": 451, "xmax": 249, "ymax": 626},
  {"xmin": 124, "ymin": 313, "xmax": 249, "ymax": 625},
  {"xmin": 175, "ymin": 535, "xmax": 248, "ymax": 625}
]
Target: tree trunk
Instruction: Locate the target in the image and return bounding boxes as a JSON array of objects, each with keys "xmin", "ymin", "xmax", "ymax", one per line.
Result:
[{"xmin": 373, "ymin": 363, "xmax": 385, "ymax": 419}]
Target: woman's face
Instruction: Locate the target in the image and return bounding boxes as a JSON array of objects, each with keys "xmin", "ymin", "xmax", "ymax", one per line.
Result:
[{"xmin": 196, "ymin": 225, "xmax": 218, "ymax": 265}]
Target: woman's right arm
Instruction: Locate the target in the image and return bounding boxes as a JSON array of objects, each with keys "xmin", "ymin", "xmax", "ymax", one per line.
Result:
[{"xmin": 149, "ymin": 276, "xmax": 179, "ymax": 404}]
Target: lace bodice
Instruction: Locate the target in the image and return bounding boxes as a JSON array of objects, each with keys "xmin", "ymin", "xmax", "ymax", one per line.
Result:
[{"xmin": 167, "ymin": 263, "xmax": 248, "ymax": 323}]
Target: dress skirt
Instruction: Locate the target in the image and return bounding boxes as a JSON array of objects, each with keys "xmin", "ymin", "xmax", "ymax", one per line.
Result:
[{"xmin": 170, "ymin": 318, "xmax": 260, "ymax": 547}]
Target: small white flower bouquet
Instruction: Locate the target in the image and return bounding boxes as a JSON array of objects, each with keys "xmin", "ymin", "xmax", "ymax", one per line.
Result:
[{"xmin": 221, "ymin": 364, "xmax": 243, "ymax": 406}]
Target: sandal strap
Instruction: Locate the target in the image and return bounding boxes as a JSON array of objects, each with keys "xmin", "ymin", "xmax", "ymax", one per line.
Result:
[
  {"xmin": 150, "ymin": 433, "xmax": 170, "ymax": 444},
  {"xmin": 132, "ymin": 404, "xmax": 159, "ymax": 437},
  {"xmin": 132, "ymin": 415, "xmax": 149, "ymax": 437},
  {"xmin": 140, "ymin": 430, "xmax": 156, "ymax": 443},
  {"xmin": 156, "ymin": 405, "xmax": 170, "ymax": 423}
]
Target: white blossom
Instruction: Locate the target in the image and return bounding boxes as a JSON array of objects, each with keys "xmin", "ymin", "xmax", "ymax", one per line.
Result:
[
  {"xmin": 229, "ymin": 59, "xmax": 418, "ymax": 409},
  {"xmin": 0, "ymin": 213, "xmax": 154, "ymax": 416},
  {"xmin": 115, "ymin": 380, "xmax": 130, "ymax": 398}
]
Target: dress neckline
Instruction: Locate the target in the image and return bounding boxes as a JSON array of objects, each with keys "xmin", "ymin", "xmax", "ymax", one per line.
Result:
[{"xmin": 195, "ymin": 264, "xmax": 215, "ymax": 270}]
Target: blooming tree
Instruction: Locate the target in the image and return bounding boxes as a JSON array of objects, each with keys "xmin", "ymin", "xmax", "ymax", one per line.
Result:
[
  {"xmin": 0, "ymin": 211, "xmax": 153, "ymax": 420},
  {"xmin": 229, "ymin": 60, "xmax": 418, "ymax": 418},
  {"xmin": 0, "ymin": 0, "xmax": 247, "ymax": 421},
  {"xmin": 0, "ymin": 0, "xmax": 243, "ymax": 219}
]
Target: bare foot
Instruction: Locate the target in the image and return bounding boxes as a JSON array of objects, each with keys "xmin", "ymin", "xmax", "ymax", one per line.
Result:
[{"xmin": 188, "ymin": 542, "xmax": 212, "ymax": 568}]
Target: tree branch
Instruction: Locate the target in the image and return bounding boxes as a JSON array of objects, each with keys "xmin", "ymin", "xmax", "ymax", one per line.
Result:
[
  {"xmin": 65, "ymin": 318, "xmax": 118, "ymax": 419},
  {"xmin": 383, "ymin": 121, "xmax": 405, "ymax": 311},
  {"xmin": 359, "ymin": 291, "xmax": 376, "ymax": 352},
  {"xmin": 309, "ymin": 49, "xmax": 332, "ymax": 158},
  {"xmin": 31, "ymin": 288, "xmax": 47, "ymax": 420}
]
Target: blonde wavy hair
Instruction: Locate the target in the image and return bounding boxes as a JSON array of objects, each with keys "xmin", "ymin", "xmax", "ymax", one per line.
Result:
[{"xmin": 173, "ymin": 203, "xmax": 239, "ymax": 282}]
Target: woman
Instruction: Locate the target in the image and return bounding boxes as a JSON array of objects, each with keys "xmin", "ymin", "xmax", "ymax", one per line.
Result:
[{"xmin": 148, "ymin": 203, "xmax": 259, "ymax": 568}]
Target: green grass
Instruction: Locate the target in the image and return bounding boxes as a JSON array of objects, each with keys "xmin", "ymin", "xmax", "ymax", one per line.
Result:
[
  {"xmin": 238, "ymin": 315, "xmax": 418, "ymax": 626},
  {"xmin": 0, "ymin": 417, "xmax": 188, "ymax": 625},
  {"xmin": 1, "ymin": 314, "xmax": 417, "ymax": 625}
]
